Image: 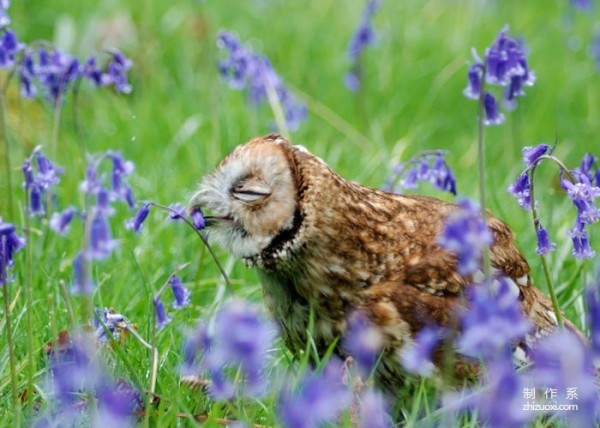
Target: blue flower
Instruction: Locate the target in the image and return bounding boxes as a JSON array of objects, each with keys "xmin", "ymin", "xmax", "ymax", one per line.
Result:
[
  {"xmin": 522, "ymin": 144, "xmax": 550, "ymax": 168},
  {"xmin": 0, "ymin": 218, "xmax": 25, "ymax": 285},
  {"xmin": 190, "ymin": 206, "xmax": 206, "ymax": 230},
  {"xmin": 169, "ymin": 275, "xmax": 191, "ymax": 309},
  {"xmin": 126, "ymin": 203, "xmax": 151, "ymax": 234},
  {"xmin": 50, "ymin": 207, "xmax": 79, "ymax": 235},
  {"xmin": 357, "ymin": 388, "xmax": 393, "ymax": 428},
  {"xmin": 153, "ymin": 296, "xmax": 172, "ymax": 329},
  {"xmin": 181, "ymin": 321, "xmax": 212, "ymax": 376},
  {"xmin": 534, "ymin": 220, "xmax": 556, "ymax": 255},
  {"xmin": 457, "ymin": 277, "xmax": 531, "ymax": 359},
  {"xmin": 0, "ymin": 1, "xmax": 10, "ymax": 27},
  {"xmin": 72, "ymin": 252, "xmax": 94, "ymax": 294},
  {"xmin": 463, "ymin": 60, "xmax": 483, "ymax": 100},
  {"xmin": 567, "ymin": 220, "xmax": 596, "ymax": 259},
  {"xmin": 167, "ymin": 203, "xmax": 187, "ymax": 221},
  {"xmin": 438, "ymin": 199, "xmax": 493, "ymax": 276},
  {"xmin": 577, "ymin": 153, "xmax": 597, "ymax": 183},
  {"xmin": 278, "ymin": 359, "xmax": 351, "ymax": 428},
  {"xmin": 507, "ymin": 171, "xmax": 532, "ymax": 210},
  {"xmin": 385, "ymin": 151, "xmax": 457, "ymax": 196},
  {"xmin": 400, "ymin": 326, "xmax": 443, "ymax": 377},
  {"xmin": 22, "ymin": 147, "xmax": 62, "ymax": 216},
  {"xmin": 88, "ymin": 212, "xmax": 118, "ymax": 260},
  {"xmin": 342, "ymin": 312, "xmax": 383, "ymax": 375},
  {"xmin": 483, "ymin": 92, "xmax": 505, "ymax": 126},
  {"xmin": 572, "ymin": 0, "xmax": 593, "ymax": 11},
  {"xmin": 345, "ymin": 0, "xmax": 380, "ymax": 92},
  {"xmin": 216, "ymin": 30, "xmax": 307, "ymax": 131},
  {"xmin": 0, "ymin": 29, "xmax": 23, "ymax": 69}
]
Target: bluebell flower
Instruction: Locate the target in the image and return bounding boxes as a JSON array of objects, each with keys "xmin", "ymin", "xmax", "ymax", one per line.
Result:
[
  {"xmin": 181, "ymin": 321, "xmax": 212, "ymax": 376},
  {"xmin": 483, "ymin": 92, "xmax": 505, "ymax": 126},
  {"xmin": 357, "ymin": 388, "xmax": 393, "ymax": 428},
  {"xmin": 572, "ymin": 0, "xmax": 593, "ymax": 11},
  {"xmin": 126, "ymin": 203, "xmax": 151, "ymax": 233},
  {"xmin": 530, "ymin": 330, "xmax": 599, "ymax": 426},
  {"xmin": 153, "ymin": 296, "xmax": 172, "ymax": 329},
  {"xmin": 463, "ymin": 58, "xmax": 483, "ymax": 100},
  {"xmin": 561, "ymin": 171, "xmax": 600, "ymax": 225},
  {"xmin": 207, "ymin": 299, "xmax": 278, "ymax": 399},
  {"xmin": 167, "ymin": 203, "xmax": 186, "ymax": 221},
  {"xmin": 88, "ymin": 212, "xmax": 118, "ymax": 259},
  {"xmin": 72, "ymin": 252, "xmax": 94, "ymax": 294},
  {"xmin": 457, "ymin": 277, "xmax": 531, "ymax": 359},
  {"xmin": 0, "ymin": 29, "xmax": 23, "ymax": 69},
  {"xmin": 106, "ymin": 50, "xmax": 133, "ymax": 94},
  {"xmin": 217, "ymin": 30, "xmax": 307, "ymax": 131},
  {"xmin": 342, "ymin": 312, "xmax": 383, "ymax": 375},
  {"xmin": 80, "ymin": 164, "xmax": 101, "ymax": 194},
  {"xmin": 567, "ymin": 220, "xmax": 596, "ymax": 259},
  {"xmin": 94, "ymin": 307, "xmax": 126, "ymax": 342},
  {"xmin": 278, "ymin": 359, "xmax": 351, "ymax": 428},
  {"xmin": 507, "ymin": 171, "xmax": 532, "ymax": 210},
  {"xmin": 400, "ymin": 326, "xmax": 443, "ymax": 377},
  {"xmin": 22, "ymin": 147, "xmax": 62, "ymax": 216},
  {"xmin": 50, "ymin": 207, "xmax": 79, "ymax": 235},
  {"xmin": 578, "ymin": 153, "xmax": 597, "ymax": 183},
  {"xmin": 37, "ymin": 48, "xmax": 81, "ymax": 104},
  {"xmin": 0, "ymin": 218, "xmax": 25, "ymax": 285},
  {"xmin": 190, "ymin": 206, "xmax": 206, "ymax": 230},
  {"xmin": 108, "ymin": 151, "xmax": 135, "ymax": 205},
  {"xmin": 345, "ymin": 0, "xmax": 380, "ymax": 92},
  {"xmin": 522, "ymin": 144, "xmax": 550, "ymax": 167},
  {"xmin": 535, "ymin": 220, "xmax": 556, "ymax": 255},
  {"xmin": 169, "ymin": 275, "xmax": 191, "ymax": 309},
  {"xmin": 385, "ymin": 151, "xmax": 457, "ymax": 196},
  {"xmin": 438, "ymin": 199, "xmax": 493, "ymax": 275}
]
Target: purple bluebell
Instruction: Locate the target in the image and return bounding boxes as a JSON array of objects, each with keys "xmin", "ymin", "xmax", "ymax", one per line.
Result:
[
  {"xmin": 0, "ymin": 29, "xmax": 23, "ymax": 69},
  {"xmin": 80, "ymin": 164, "xmax": 100, "ymax": 194},
  {"xmin": 50, "ymin": 207, "xmax": 78, "ymax": 235},
  {"xmin": 386, "ymin": 151, "xmax": 457, "ymax": 196},
  {"xmin": 97, "ymin": 187, "xmax": 115, "ymax": 216},
  {"xmin": 535, "ymin": 221, "xmax": 556, "ymax": 255},
  {"xmin": 0, "ymin": 219, "xmax": 25, "ymax": 285},
  {"xmin": 567, "ymin": 220, "xmax": 596, "ymax": 259},
  {"xmin": 278, "ymin": 359, "xmax": 351, "ymax": 428},
  {"xmin": 483, "ymin": 92, "xmax": 505, "ymax": 126},
  {"xmin": 400, "ymin": 326, "xmax": 443, "ymax": 377},
  {"xmin": 578, "ymin": 153, "xmax": 597, "ymax": 183},
  {"xmin": 560, "ymin": 171, "xmax": 600, "ymax": 225},
  {"xmin": 35, "ymin": 48, "xmax": 81, "ymax": 104},
  {"xmin": 94, "ymin": 307, "xmax": 125, "ymax": 342},
  {"xmin": 19, "ymin": 51, "xmax": 37, "ymax": 98},
  {"xmin": 108, "ymin": 151, "xmax": 135, "ymax": 205},
  {"xmin": 22, "ymin": 148, "xmax": 62, "ymax": 216},
  {"xmin": 207, "ymin": 299, "xmax": 278, "ymax": 399},
  {"xmin": 522, "ymin": 144, "xmax": 550, "ymax": 167},
  {"xmin": 126, "ymin": 203, "xmax": 151, "ymax": 234},
  {"xmin": 438, "ymin": 199, "xmax": 493, "ymax": 275},
  {"xmin": 106, "ymin": 50, "xmax": 133, "ymax": 94},
  {"xmin": 463, "ymin": 60, "xmax": 483, "ymax": 100},
  {"xmin": 457, "ymin": 277, "xmax": 531, "ymax": 359},
  {"xmin": 0, "ymin": 0, "xmax": 10, "ymax": 27},
  {"xmin": 88, "ymin": 212, "xmax": 118, "ymax": 259},
  {"xmin": 181, "ymin": 321, "xmax": 212, "ymax": 376},
  {"xmin": 430, "ymin": 153, "xmax": 457, "ymax": 195},
  {"xmin": 190, "ymin": 206, "xmax": 205, "ymax": 230},
  {"xmin": 153, "ymin": 296, "xmax": 172, "ymax": 329},
  {"xmin": 167, "ymin": 203, "xmax": 186, "ymax": 221},
  {"xmin": 216, "ymin": 30, "xmax": 307, "ymax": 131},
  {"xmin": 572, "ymin": 0, "xmax": 593, "ymax": 11},
  {"xmin": 95, "ymin": 381, "xmax": 137, "ymax": 427},
  {"xmin": 357, "ymin": 388, "xmax": 393, "ymax": 428},
  {"xmin": 530, "ymin": 330, "xmax": 598, "ymax": 425},
  {"xmin": 345, "ymin": 0, "xmax": 380, "ymax": 92},
  {"xmin": 507, "ymin": 171, "xmax": 532, "ymax": 210},
  {"xmin": 342, "ymin": 312, "xmax": 383, "ymax": 375},
  {"xmin": 72, "ymin": 252, "xmax": 94, "ymax": 294},
  {"xmin": 169, "ymin": 275, "xmax": 191, "ymax": 309}
]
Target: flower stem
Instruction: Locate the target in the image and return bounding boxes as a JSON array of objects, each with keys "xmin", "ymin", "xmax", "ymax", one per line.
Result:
[
  {"xmin": 528, "ymin": 161, "xmax": 565, "ymax": 328},
  {"xmin": 51, "ymin": 100, "xmax": 63, "ymax": 161},
  {"xmin": 263, "ymin": 67, "xmax": 290, "ymax": 140},
  {"xmin": 23, "ymin": 204, "xmax": 35, "ymax": 408},
  {"xmin": 0, "ymin": 88, "xmax": 14, "ymax": 220},
  {"xmin": 476, "ymin": 71, "xmax": 492, "ymax": 280},
  {"xmin": 1, "ymin": 257, "xmax": 20, "ymax": 425}
]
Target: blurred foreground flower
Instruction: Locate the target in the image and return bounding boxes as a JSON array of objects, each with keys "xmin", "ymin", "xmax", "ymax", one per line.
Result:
[
  {"xmin": 343, "ymin": 312, "xmax": 384, "ymax": 375},
  {"xmin": 344, "ymin": 0, "xmax": 380, "ymax": 91},
  {"xmin": 181, "ymin": 299, "xmax": 277, "ymax": 400},
  {"xmin": 216, "ymin": 30, "xmax": 307, "ymax": 132},
  {"xmin": 464, "ymin": 26, "xmax": 535, "ymax": 125}
]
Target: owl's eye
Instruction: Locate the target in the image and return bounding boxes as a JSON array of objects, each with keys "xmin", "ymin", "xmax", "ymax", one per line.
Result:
[{"xmin": 232, "ymin": 177, "xmax": 272, "ymax": 203}]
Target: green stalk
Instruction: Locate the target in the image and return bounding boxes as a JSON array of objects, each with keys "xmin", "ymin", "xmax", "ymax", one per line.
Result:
[
  {"xmin": 476, "ymin": 70, "xmax": 492, "ymax": 280},
  {"xmin": 263, "ymin": 70, "xmax": 290, "ymax": 140},
  {"xmin": 23, "ymin": 196, "xmax": 35, "ymax": 408},
  {"xmin": 0, "ymin": 88, "xmax": 14, "ymax": 220},
  {"xmin": 51, "ymin": 99, "xmax": 63, "ymax": 161},
  {"xmin": 1, "ymin": 258, "xmax": 20, "ymax": 426}
]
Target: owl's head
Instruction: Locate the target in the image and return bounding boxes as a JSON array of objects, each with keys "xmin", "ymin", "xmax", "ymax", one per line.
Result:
[{"xmin": 190, "ymin": 134, "xmax": 302, "ymax": 259}]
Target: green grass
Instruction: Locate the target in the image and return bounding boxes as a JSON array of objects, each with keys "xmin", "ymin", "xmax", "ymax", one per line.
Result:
[{"xmin": 1, "ymin": 0, "xmax": 599, "ymax": 426}]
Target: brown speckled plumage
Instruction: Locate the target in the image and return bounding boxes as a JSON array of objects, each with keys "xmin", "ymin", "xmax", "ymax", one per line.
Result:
[{"xmin": 191, "ymin": 134, "xmax": 579, "ymax": 393}]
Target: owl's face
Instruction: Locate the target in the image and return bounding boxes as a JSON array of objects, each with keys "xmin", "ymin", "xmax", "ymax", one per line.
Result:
[{"xmin": 190, "ymin": 136, "xmax": 299, "ymax": 258}]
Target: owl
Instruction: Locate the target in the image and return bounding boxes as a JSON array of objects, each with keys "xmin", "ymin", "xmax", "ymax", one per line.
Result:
[{"xmin": 190, "ymin": 133, "xmax": 580, "ymax": 393}]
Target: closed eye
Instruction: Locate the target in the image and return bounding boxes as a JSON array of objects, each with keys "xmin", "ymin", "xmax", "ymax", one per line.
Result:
[{"xmin": 232, "ymin": 178, "xmax": 272, "ymax": 203}]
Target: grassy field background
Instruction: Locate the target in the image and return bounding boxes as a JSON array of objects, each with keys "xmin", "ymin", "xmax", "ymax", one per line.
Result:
[{"xmin": 1, "ymin": 0, "xmax": 599, "ymax": 426}]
